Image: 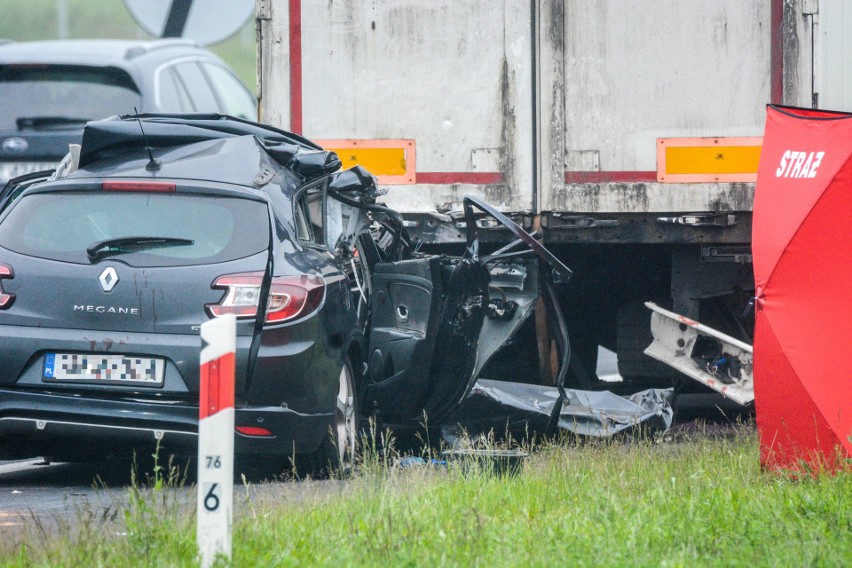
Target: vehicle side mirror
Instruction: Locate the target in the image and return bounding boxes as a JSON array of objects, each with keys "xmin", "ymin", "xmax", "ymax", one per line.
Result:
[
  {"xmin": 328, "ymin": 165, "xmax": 378, "ymax": 199},
  {"xmin": 288, "ymin": 150, "xmax": 342, "ymax": 180}
]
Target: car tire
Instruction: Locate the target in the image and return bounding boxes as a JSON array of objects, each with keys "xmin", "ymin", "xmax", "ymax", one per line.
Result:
[
  {"xmin": 298, "ymin": 356, "xmax": 358, "ymax": 478},
  {"xmin": 333, "ymin": 356, "xmax": 358, "ymax": 472}
]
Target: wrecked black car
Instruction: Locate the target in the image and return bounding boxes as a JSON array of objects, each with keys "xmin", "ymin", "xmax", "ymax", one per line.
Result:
[{"xmin": 0, "ymin": 115, "xmax": 670, "ymax": 473}]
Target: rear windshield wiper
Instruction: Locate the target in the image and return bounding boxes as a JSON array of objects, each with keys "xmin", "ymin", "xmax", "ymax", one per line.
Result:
[
  {"xmin": 16, "ymin": 116, "xmax": 91, "ymax": 130},
  {"xmin": 87, "ymin": 236, "xmax": 194, "ymax": 260}
]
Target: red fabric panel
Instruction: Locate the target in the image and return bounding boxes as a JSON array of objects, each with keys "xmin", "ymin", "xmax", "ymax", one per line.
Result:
[
  {"xmin": 563, "ymin": 171, "xmax": 657, "ymax": 183},
  {"xmin": 753, "ymin": 105, "xmax": 852, "ymax": 471},
  {"xmin": 416, "ymin": 172, "xmax": 505, "ymax": 184},
  {"xmin": 753, "ymin": 106, "xmax": 852, "ymax": 289},
  {"xmin": 761, "ymin": 157, "xmax": 852, "ymax": 462},
  {"xmin": 754, "ymin": 316, "xmax": 845, "ymax": 471}
]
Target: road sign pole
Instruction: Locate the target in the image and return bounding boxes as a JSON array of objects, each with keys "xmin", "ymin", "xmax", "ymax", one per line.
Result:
[{"xmin": 197, "ymin": 315, "xmax": 236, "ymax": 567}]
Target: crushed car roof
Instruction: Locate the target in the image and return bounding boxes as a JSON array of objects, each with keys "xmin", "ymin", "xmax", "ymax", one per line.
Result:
[{"xmin": 63, "ymin": 114, "xmax": 339, "ymax": 190}]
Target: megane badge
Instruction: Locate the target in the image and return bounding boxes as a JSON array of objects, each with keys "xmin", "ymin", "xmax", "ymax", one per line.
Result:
[
  {"xmin": 99, "ymin": 267, "xmax": 119, "ymax": 292},
  {"xmin": 1, "ymin": 137, "xmax": 28, "ymax": 153}
]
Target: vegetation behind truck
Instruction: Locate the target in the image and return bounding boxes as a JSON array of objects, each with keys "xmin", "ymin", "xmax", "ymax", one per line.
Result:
[{"xmin": 257, "ymin": 0, "xmax": 852, "ymax": 388}]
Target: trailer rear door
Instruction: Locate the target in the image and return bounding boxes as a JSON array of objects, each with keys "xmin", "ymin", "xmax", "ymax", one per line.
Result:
[
  {"xmin": 258, "ymin": 0, "xmax": 535, "ymax": 216},
  {"xmin": 536, "ymin": 0, "xmax": 772, "ymax": 215}
]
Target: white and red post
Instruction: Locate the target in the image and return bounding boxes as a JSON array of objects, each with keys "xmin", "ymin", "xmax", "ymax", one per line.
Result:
[{"xmin": 197, "ymin": 315, "xmax": 236, "ymax": 567}]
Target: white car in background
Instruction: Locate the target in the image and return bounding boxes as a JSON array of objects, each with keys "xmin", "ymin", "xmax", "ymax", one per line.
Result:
[{"xmin": 0, "ymin": 39, "xmax": 255, "ymax": 185}]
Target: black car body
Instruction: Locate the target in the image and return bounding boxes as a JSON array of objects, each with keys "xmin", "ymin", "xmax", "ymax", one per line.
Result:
[
  {"xmin": 0, "ymin": 39, "xmax": 255, "ymax": 184},
  {"xmin": 0, "ymin": 114, "xmax": 573, "ymax": 467}
]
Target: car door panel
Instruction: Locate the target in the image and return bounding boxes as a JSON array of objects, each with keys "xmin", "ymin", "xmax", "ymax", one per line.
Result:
[{"xmin": 365, "ymin": 257, "xmax": 443, "ymax": 420}]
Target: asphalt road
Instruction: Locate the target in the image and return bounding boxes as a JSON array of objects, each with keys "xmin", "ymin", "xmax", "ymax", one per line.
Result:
[
  {"xmin": 0, "ymin": 458, "xmax": 129, "ymax": 531},
  {"xmin": 0, "ymin": 455, "xmax": 351, "ymax": 536}
]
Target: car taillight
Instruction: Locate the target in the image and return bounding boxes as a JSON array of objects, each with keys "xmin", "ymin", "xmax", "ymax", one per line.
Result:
[
  {"xmin": 206, "ymin": 272, "xmax": 325, "ymax": 324},
  {"xmin": 102, "ymin": 181, "xmax": 176, "ymax": 193},
  {"xmin": 235, "ymin": 426, "xmax": 274, "ymax": 437},
  {"xmin": 0, "ymin": 264, "xmax": 14, "ymax": 309}
]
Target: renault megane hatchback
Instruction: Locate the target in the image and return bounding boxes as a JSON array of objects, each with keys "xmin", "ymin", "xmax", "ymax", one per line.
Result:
[{"xmin": 0, "ymin": 114, "xmax": 572, "ymax": 474}]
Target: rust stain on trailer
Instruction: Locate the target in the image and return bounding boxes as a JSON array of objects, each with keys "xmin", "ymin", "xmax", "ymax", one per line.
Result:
[
  {"xmin": 781, "ymin": 0, "xmax": 801, "ymax": 105},
  {"xmin": 707, "ymin": 183, "xmax": 754, "ymax": 211},
  {"xmin": 499, "ymin": 56, "xmax": 516, "ymax": 198},
  {"xmin": 549, "ymin": 0, "xmax": 564, "ymax": 44},
  {"xmin": 547, "ymin": 0, "xmax": 567, "ymax": 203},
  {"xmin": 555, "ymin": 183, "xmax": 652, "ymax": 213},
  {"xmin": 564, "ymin": 183, "xmax": 649, "ymax": 211}
]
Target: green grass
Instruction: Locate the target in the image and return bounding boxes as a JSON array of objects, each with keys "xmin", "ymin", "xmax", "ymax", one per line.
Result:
[
  {"xmin": 0, "ymin": 0, "xmax": 256, "ymax": 89},
  {"xmin": 2, "ymin": 427, "xmax": 850, "ymax": 567}
]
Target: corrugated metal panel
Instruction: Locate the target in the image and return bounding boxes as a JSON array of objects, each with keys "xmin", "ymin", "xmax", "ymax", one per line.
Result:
[
  {"xmin": 539, "ymin": 0, "xmax": 772, "ymax": 213},
  {"xmin": 259, "ymin": 0, "xmax": 535, "ymax": 214},
  {"xmin": 259, "ymin": 1, "xmax": 848, "ymax": 216}
]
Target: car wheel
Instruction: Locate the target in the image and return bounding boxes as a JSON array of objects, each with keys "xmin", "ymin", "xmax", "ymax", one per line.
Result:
[
  {"xmin": 334, "ymin": 357, "xmax": 358, "ymax": 472},
  {"xmin": 298, "ymin": 357, "xmax": 358, "ymax": 478}
]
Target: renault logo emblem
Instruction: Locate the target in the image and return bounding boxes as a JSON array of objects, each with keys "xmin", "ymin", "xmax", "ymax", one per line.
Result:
[{"xmin": 98, "ymin": 267, "xmax": 119, "ymax": 292}]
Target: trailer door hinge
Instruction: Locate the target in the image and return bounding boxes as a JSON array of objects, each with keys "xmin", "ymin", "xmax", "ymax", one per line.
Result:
[
  {"xmin": 656, "ymin": 213, "xmax": 737, "ymax": 227},
  {"xmin": 701, "ymin": 245, "xmax": 752, "ymax": 264},
  {"xmin": 803, "ymin": 0, "xmax": 819, "ymax": 16},
  {"xmin": 257, "ymin": 0, "xmax": 272, "ymax": 20}
]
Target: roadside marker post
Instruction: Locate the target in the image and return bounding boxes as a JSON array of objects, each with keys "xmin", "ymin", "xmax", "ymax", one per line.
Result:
[{"xmin": 197, "ymin": 315, "xmax": 236, "ymax": 567}]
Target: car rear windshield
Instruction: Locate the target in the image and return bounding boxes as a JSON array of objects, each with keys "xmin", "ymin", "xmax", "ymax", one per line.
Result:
[
  {"xmin": 0, "ymin": 65, "xmax": 142, "ymax": 130},
  {"xmin": 0, "ymin": 191, "xmax": 270, "ymax": 267}
]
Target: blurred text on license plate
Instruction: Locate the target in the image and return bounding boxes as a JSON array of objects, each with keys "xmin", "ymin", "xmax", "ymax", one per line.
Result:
[{"xmin": 43, "ymin": 353, "xmax": 165, "ymax": 385}]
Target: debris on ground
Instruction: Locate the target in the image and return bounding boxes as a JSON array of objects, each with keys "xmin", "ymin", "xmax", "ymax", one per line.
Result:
[{"xmin": 442, "ymin": 379, "xmax": 673, "ymax": 439}]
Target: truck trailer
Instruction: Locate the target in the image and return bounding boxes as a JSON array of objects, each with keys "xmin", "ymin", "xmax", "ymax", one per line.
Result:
[{"xmin": 256, "ymin": 0, "xmax": 852, "ymax": 389}]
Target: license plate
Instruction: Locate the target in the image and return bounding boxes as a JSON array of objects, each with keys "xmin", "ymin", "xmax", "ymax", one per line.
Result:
[
  {"xmin": 43, "ymin": 353, "xmax": 165, "ymax": 386},
  {"xmin": 0, "ymin": 161, "xmax": 59, "ymax": 182}
]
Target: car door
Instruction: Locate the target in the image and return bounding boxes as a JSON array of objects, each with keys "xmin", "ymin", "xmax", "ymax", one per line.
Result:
[
  {"xmin": 324, "ymin": 168, "xmax": 572, "ymax": 426},
  {"xmin": 363, "ymin": 221, "xmax": 542, "ymax": 425},
  {"xmin": 364, "ymin": 255, "xmax": 449, "ymax": 421},
  {"xmin": 318, "ymin": 167, "xmax": 454, "ymax": 422}
]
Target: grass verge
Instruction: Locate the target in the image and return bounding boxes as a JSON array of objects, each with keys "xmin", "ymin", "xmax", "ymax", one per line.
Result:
[{"xmin": 2, "ymin": 426, "xmax": 850, "ymax": 567}]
